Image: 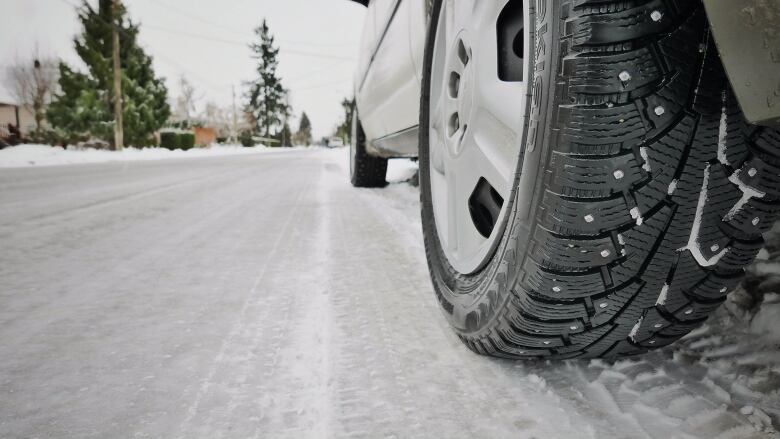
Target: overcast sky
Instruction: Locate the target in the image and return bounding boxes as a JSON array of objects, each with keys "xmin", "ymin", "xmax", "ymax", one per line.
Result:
[{"xmin": 0, "ymin": 0, "xmax": 366, "ymax": 138}]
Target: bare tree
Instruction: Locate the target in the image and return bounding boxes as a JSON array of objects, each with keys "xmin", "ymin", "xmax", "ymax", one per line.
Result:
[
  {"xmin": 5, "ymin": 57, "xmax": 59, "ymax": 139},
  {"xmin": 201, "ymin": 101, "xmax": 231, "ymax": 139},
  {"xmin": 174, "ymin": 75, "xmax": 198, "ymax": 127}
]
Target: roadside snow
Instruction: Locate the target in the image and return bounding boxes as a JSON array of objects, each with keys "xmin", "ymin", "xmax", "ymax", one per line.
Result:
[
  {"xmin": 386, "ymin": 157, "xmax": 419, "ymax": 183},
  {"xmin": 0, "ymin": 143, "xmax": 309, "ymax": 168}
]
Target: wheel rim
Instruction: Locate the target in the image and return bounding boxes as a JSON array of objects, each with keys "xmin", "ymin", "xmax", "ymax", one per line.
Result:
[{"xmin": 428, "ymin": 0, "xmax": 530, "ymax": 274}]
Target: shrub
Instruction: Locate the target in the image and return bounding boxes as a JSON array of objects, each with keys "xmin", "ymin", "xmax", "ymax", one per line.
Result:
[
  {"xmin": 240, "ymin": 131, "xmax": 255, "ymax": 147},
  {"xmin": 179, "ymin": 132, "xmax": 195, "ymax": 150},
  {"xmin": 160, "ymin": 131, "xmax": 178, "ymax": 150},
  {"xmin": 160, "ymin": 130, "xmax": 195, "ymax": 150}
]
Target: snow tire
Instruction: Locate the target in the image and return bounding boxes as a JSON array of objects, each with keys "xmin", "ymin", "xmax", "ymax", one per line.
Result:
[
  {"xmin": 350, "ymin": 110, "xmax": 388, "ymax": 188},
  {"xmin": 420, "ymin": 0, "xmax": 780, "ymax": 359}
]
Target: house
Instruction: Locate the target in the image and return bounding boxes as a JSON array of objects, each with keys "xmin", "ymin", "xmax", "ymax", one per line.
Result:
[
  {"xmin": 0, "ymin": 101, "xmax": 35, "ymax": 137},
  {"xmin": 193, "ymin": 126, "xmax": 216, "ymax": 147},
  {"xmin": 0, "ymin": 85, "xmax": 36, "ymax": 139}
]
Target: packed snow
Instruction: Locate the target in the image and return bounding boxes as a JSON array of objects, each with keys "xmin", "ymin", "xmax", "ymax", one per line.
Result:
[
  {"xmin": 0, "ymin": 148, "xmax": 778, "ymax": 438},
  {"xmin": 0, "ymin": 143, "xmax": 308, "ymax": 168}
]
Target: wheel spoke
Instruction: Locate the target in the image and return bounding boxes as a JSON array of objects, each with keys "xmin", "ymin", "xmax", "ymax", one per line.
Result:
[
  {"xmin": 427, "ymin": 0, "xmax": 529, "ymax": 273},
  {"xmin": 457, "ymin": 128, "xmax": 511, "ymax": 206},
  {"xmin": 430, "ymin": 130, "xmax": 445, "ymax": 174},
  {"xmin": 445, "ymin": 164, "xmax": 459, "ymax": 252},
  {"xmin": 474, "ymin": 79, "xmax": 527, "ymax": 147},
  {"xmin": 445, "ymin": 147, "xmax": 489, "ymax": 258},
  {"xmin": 444, "ymin": 0, "xmax": 475, "ymax": 45},
  {"xmin": 430, "ymin": 165, "xmax": 451, "ymax": 249}
]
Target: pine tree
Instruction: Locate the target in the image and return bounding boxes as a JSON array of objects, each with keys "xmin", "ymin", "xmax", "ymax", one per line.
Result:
[
  {"xmin": 294, "ymin": 111, "xmax": 312, "ymax": 146},
  {"xmin": 245, "ymin": 20, "xmax": 289, "ymax": 141},
  {"xmin": 279, "ymin": 122, "xmax": 292, "ymax": 147},
  {"xmin": 47, "ymin": 0, "xmax": 170, "ymax": 147}
]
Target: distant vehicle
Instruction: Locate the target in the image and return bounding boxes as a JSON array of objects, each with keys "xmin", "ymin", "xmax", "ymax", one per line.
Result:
[
  {"xmin": 348, "ymin": 0, "xmax": 780, "ymax": 360},
  {"xmin": 327, "ymin": 137, "xmax": 345, "ymax": 148}
]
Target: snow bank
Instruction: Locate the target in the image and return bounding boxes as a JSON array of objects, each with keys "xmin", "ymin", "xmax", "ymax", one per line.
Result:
[{"xmin": 0, "ymin": 143, "xmax": 308, "ymax": 168}]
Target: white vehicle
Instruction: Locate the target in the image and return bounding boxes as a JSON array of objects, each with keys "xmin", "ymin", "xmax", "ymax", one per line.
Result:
[
  {"xmin": 328, "ymin": 137, "xmax": 345, "ymax": 148},
  {"xmin": 348, "ymin": 0, "xmax": 780, "ymax": 360}
]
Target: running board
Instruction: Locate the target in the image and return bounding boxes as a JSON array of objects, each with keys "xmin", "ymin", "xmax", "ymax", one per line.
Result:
[{"xmin": 368, "ymin": 126, "xmax": 419, "ymax": 158}]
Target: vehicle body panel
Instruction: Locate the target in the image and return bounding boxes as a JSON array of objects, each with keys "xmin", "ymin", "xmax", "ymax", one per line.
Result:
[
  {"xmin": 703, "ymin": 0, "xmax": 780, "ymax": 126},
  {"xmin": 353, "ymin": 0, "xmax": 426, "ymax": 157}
]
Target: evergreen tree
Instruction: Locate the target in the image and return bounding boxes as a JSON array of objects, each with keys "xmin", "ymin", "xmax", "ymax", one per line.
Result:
[
  {"xmin": 294, "ymin": 111, "xmax": 312, "ymax": 146},
  {"xmin": 47, "ymin": 0, "xmax": 170, "ymax": 147},
  {"xmin": 279, "ymin": 122, "xmax": 292, "ymax": 147},
  {"xmin": 245, "ymin": 20, "xmax": 289, "ymax": 140}
]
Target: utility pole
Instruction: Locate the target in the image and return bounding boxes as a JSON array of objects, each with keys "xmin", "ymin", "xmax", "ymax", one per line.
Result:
[
  {"xmin": 231, "ymin": 84, "xmax": 238, "ymax": 143},
  {"xmin": 112, "ymin": 0, "xmax": 124, "ymax": 151}
]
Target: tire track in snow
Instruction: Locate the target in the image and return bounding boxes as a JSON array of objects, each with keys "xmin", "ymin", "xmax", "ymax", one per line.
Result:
[{"xmin": 175, "ymin": 176, "xmax": 313, "ymax": 438}]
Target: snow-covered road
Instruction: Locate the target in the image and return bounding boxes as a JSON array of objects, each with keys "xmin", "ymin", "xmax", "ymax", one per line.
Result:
[{"xmin": 0, "ymin": 149, "xmax": 778, "ymax": 438}]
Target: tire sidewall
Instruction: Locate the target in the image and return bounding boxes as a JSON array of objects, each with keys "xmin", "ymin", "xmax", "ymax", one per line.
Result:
[{"xmin": 419, "ymin": 0, "xmax": 559, "ymax": 334}]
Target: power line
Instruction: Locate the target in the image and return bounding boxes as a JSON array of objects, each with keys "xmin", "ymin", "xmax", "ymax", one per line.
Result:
[
  {"xmin": 142, "ymin": 25, "xmax": 357, "ymax": 61},
  {"xmin": 288, "ymin": 60, "xmax": 348, "ymax": 82},
  {"xmin": 143, "ymin": 0, "xmax": 247, "ymax": 39},
  {"xmin": 145, "ymin": 0, "xmax": 355, "ymax": 48},
  {"xmin": 295, "ymin": 78, "xmax": 352, "ymax": 92},
  {"xmin": 151, "ymin": 51, "xmax": 229, "ymax": 96},
  {"xmin": 56, "ymin": 0, "xmax": 357, "ymax": 63}
]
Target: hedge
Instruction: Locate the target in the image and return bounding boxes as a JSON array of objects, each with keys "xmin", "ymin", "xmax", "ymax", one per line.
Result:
[
  {"xmin": 179, "ymin": 132, "xmax": 195, "ymax": 150},
  {"xmin": 160, "ymin": 131, "xmax": 195, "ymax": 150},
  {"xmin": 240, "ymin": 131, "xmax": 256, "ymax": 147}
]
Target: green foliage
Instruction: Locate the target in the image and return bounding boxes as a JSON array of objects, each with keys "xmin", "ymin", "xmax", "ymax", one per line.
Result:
[
  {"xmin": 240, "ymin": 130, "xmax": 255, "ymax": 147},
  {"xmin": 47, "ymin": 0, "xmax": 170, "ymax": 147},
  {"xmin": 277, "ymin": 122, "xmax": 292, "ymax": 147},
  {"xmin": 244, "ymin": 20, "xmax": 290, "ymax": 138},
  {"xmin": 159, "ymin": 130, "xmax": 194, "ymax": 150},
  {"xmin": 294, "ymin": 111, "xmax": 312, "ymax": 146},
  {"xmin": 334, "ymin": 98, "xmax": 354, "ymax": 144},
  {"xmin": 179, "ymin": 132, "xmax": 195, "ymax": 150},
  {"xmin": 160, "ymin": 131, "xmax": 178, "ymax": 150}
]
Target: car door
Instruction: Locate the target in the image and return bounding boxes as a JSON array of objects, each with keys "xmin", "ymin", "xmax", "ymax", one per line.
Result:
[{"xmin": 356, "ymin": 0, "xmax": 422, "ymax": 152}]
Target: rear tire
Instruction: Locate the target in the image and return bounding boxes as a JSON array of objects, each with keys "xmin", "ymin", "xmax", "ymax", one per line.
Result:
[
  {"xmin": 420, "ymin": 0, "xmax": 780, "ymax": 359},
  {"xmin": 350, "ymin": 109, "xmax": 387, "ymax": 188}
]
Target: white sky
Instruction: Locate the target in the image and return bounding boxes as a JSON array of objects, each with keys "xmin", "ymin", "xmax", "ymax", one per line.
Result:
[{"xmin": 0, "ymin": 0, "xmax": 366, "ymax": 138}]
